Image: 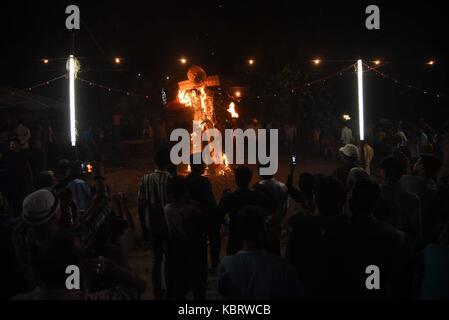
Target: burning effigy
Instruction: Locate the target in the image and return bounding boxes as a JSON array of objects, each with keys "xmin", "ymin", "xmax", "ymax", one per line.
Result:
[{"xmin": 177, "ymin": 65, "xmax": 237, "ymax": 175}]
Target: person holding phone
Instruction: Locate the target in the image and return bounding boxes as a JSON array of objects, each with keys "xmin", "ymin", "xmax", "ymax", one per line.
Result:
[{"xmin": 66, "ymin": 161, "xmax": 92, "ymax": 214}]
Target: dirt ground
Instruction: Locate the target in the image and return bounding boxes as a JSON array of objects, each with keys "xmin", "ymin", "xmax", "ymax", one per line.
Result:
[{"xmin": 104, "ymin": 152, "xmax": 338, "ymax": 300}]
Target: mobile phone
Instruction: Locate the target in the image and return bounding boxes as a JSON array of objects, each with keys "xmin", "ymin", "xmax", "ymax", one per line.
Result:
[
  {"xmin": 291, "ymin": 155, "xmax": 297, "ymax": 166},
  {"xmin": 81, "ymin": 162, "xmax": 94, "ymax": 174}
]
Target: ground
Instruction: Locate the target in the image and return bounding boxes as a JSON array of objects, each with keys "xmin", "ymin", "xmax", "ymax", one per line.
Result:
[{"xmin": 104, "ymin": 150, "xmax": 338, "ymax": 300}]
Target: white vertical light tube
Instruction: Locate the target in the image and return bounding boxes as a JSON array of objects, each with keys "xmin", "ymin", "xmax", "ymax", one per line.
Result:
[
  {"xmin": 357, "ymin": 59, "xmax": 365, "ymax": 141},
  {"xmin": 68, "ymin": 55, "xmax": 77, "ymax": 147}
]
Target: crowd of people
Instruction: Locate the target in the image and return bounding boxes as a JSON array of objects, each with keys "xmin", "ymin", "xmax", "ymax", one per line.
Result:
[
  {"xmin": 1, "ymin": 112, "xmax": 449, "ymax": 300},
  {"xmin": 1, "ymin": 120, "xmax": 145, "ymax": 299}
]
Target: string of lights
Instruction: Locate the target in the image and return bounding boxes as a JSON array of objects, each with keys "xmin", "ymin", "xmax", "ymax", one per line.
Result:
[
  {"xmin": 298, "ymin": 63, "xmax": 357, "ymax": 89},
  {"xmin": 3, "ymin": 60, "xmax": 444, "ymax": 106},
  {"xmin": 35, "ymin": 56, "xmax": 439, "ymax": 68},
  {"xmin": 77, "ymin": 77, "xmax": 150, "ymax": 100},
  {"xmin": 4, "ymin": 74, "xmax": 68, "ymax": 97},
  {"xmin": 224, "ymin": 62, "xmax": 358, "ymax": 101},
  {"xmin": 363, "ymin": 62, "xmax": 446, "ymax": 100},
  {"xmin": 79, "ymin": 63, "xmax": 357, "ymax": 102}
]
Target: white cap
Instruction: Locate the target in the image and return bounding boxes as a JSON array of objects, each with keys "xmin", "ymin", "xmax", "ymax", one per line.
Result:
[
  {"xmin": 22, "ymin": 189, "xmax": 58, "ymax": 226},
  {"xmin": 339, "ymin": 144, "xmax": 359, "ymax": 158}
]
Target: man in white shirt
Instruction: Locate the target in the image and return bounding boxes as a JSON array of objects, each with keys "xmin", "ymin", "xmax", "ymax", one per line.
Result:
[{"xmin": 340, "ymin": 124, "xmax": 353, "ymax": 146}]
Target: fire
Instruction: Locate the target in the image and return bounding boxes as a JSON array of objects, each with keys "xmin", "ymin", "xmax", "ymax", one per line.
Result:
[
  {"xmin": 177, "ymin": 85, "xmax": 233, "ymax": 176},
  {"xmin": 178, "ymin": 90, "xmax": 193, "ymax": 107},
  {"xmin": 227, "ymin": 102, "xmax": 239, "ymax": 119}
]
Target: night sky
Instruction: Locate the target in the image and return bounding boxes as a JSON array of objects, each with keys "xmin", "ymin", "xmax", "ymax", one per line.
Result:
[{"xmin": 1, "ymin": 1, "xmax": 448, "ymax": 124}]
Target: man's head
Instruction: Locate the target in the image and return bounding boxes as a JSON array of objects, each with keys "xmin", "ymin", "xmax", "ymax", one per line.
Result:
[
  {"xmin": 236, "ymin": 206, "xmax": 265, "ymax": 249},
  {"xmin": 167, "ymin": 176, "xmax": 188, "ymax": 203},
  {"xmin": 67, "ymin": 161, "xmax": 83, "ymax": 179},
  {"xmin": 299, "ymin": 173, "xmax": 314, "ymax": 196},
  {"xmin": 339, "ymin": 144, "xmax": 359, "ymax": 164},
  {"xmin": 349, "ymin": 178, "xmax": 380, "ymax": 217},
  {"xmin": 56, "ymin": 159, "xmax": 70, "ymax": 178},
  {"xmin": 380, "ymin": 157, "xmax": 405, "ymax": 183},
  {"xmin": 234, "ymin": 166, "xmax": 253, "ymax": 189},
  {"xmin": 258, "ymin": 162, "xmax": 274, "ymax": 180},
  {"xmin": 33, "ymin": 235, "xmax": 83, "ymax": 289},
  {"xmin": 315, "ymin": 176, "xmax": 346, "ymax": 216},
  {"xmin": 154, "ymin": 147, "xmax": 172, "ymax": 170},
  {"xmin": 413, "ymin": 154, "xmax": 442, "ymax": 181},
  {"xmin": 35, "ymin": 171, "xmax": 56, "ymax": 190},
  {"xmin": 22, "ymin": 189, "xmax": 60, "ymax": 226},
  {"xmin": 9, "ymin": 138, "xmax": 20, "ymax": 151}
]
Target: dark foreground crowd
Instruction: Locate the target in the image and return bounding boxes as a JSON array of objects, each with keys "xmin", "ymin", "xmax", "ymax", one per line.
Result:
[
  {"xmin": 136, "ymin": 144, "xmax": 449, "ymax": 300},
  {"xmin": 1, "ymin": 122, "xmax": 449, "ymax": 300}
]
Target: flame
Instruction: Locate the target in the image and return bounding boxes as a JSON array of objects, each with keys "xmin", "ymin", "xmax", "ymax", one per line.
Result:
[
  {"xmin": 222, "ymin": 153, "xmax": 230, "ymax": 167},
  {"xmin": 227, "ymin": 102, "xmax": 239, "ymax": 119},
  {"xmin": 177, "ymin": 86, "xmax": 233, "ymax": 176},
  {"xmin": 199, "ymin": 87, "xmax": 208, "ymax": 116},
  {"xmin": 178, "ymin": 90, "xmax": 193, "ymax": 107}
]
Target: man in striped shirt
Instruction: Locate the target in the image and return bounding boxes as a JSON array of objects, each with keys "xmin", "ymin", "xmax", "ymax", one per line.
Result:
[{"xmin": 138, "ymin": 147, "xmax": 171, "ymax": 299}]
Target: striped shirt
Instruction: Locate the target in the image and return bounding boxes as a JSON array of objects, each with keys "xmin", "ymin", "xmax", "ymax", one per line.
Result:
[{"xmin": 138, "ymin": 170, "xmax": 170, "ymax": 207}]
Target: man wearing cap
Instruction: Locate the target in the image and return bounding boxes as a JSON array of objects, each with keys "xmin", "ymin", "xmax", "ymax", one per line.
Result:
[
  {"xmin": 333, "ymin": 144, "xmax": 360, "ymax": 188},
  {"xmin": 13, "ymin": 189, "xmax": 62, "ymax": 289}
]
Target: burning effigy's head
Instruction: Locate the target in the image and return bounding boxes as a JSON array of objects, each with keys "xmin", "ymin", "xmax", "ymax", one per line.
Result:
[{"xmin": 187, "ymin": 65, "xmax": 207, "ymax": 87}]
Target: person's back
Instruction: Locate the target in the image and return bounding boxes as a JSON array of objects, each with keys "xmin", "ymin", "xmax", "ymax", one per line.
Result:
[
  {"xmin": 66, "ymin": 178, "xmax": 92, "ymax": 213},
  {"xmin": 220, "ymin": 166, "xmax": 268, "ymax": 255},
  {"xmin": 378, "ymin": 183, "xmax": 421, "ymax": 243},
  {"xmin": 185, "ymin": 158, "xmax": 221, "ymax": 268},
  {"xmin": 341, "ymin": 126, "xmax": 353, "ymax": 145},
  {"xmin": 138, "ymin": 169, "xmax": 170, "ymax": 236},
  {"xmin": 400, "ymin": 155, "xmax": 441, "ymax": 245},
  {"xmin": 4, "ymin": 140, "xmax": 32, "ymax": 203},
  {"xmin": 420, "ymin": 241, "xmax": 449, "ymax": 300},
  {"xmin": 217, "ymin": 207, "xmax": 302, "ymax": 300},
  {"xmin": 256, "ymin": 174, "xmax": 288, "ymax": 255},
  {"xmin": 185, "ymin": 172, "xmax": 217, "ymax": 213},
  {"xmin": 137, "ymin": 147, "xmax": 172, "ymax": 299},
  {"xmin": 165, "ymin": 176, "xmax": 207, "ymax": 299},
  {"xmin": 376, "ymin": 157, "xmax": 422, "ymax": 245},
  {"xmin": 336, "ymin": 178, "xmax": 411, "ymax": 299},
  {"xmin": 218, "ymin": 250, "xmax": 302, "ymax": 300},
  {"xmin": 221, "ymin": 188, "xmax": 267, "ymax": 254},
  {"xmin": 286, "ymin": 177, "xmax": 348, "ymax": 299}
]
